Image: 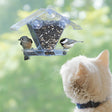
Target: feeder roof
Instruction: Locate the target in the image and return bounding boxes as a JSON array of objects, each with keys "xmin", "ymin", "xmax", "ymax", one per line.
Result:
[{"xmin": 10, "ymin": 8, "xmax": 82, "ymax": 31}]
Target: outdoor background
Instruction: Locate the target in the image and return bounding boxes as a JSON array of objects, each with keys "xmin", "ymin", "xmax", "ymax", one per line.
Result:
[{"xmin": 0, "ymin": 0, "xmax": 112, "ymax": 112}]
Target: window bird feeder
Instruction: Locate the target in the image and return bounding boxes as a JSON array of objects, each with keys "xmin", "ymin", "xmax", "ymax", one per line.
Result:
[{"xmin": 10, "ymin": 8, "xmax": 82, "ymax": 57}]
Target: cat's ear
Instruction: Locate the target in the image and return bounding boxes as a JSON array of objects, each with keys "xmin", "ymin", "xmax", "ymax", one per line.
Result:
[
  {"xmin": 75, "ymin": 63, "xmax": 87, "ymax": 85},
  {"xmin": 77, "ymin": 62, "xmax": 87, "ymax": 75},
  {"xmin": 96, "ymin": 50, "xmax": 109, "ymax": 67}
]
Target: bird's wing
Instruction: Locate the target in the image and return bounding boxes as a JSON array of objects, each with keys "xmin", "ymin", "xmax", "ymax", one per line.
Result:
[
  {"xmin": 66, "ymin": 39, "xmax": 76, "ymax": 45},
  {"xmin": 29, "ymin": 38, "xmax": 33, "ymax": 43}
]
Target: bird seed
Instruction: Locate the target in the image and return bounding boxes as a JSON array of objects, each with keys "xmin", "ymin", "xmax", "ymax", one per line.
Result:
[{"xmin": 33, "ymin": 20, "xmax": 64, "ymax": 50}]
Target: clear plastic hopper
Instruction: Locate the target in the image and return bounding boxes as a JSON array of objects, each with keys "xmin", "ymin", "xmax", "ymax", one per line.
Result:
[{"xmin": 10, "ymin": 8, "xmax": 82, "ymax": 57}]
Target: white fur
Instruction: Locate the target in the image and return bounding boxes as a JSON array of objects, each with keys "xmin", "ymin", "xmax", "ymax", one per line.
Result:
[{"xmin": 60, "ymin": 50, "xmax": 112, "ymax": 112}]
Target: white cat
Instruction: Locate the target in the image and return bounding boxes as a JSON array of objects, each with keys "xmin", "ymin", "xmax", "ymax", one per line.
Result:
[{"xmin": 60, "ymin": 50, "xmax": 112, "ymax": 112}]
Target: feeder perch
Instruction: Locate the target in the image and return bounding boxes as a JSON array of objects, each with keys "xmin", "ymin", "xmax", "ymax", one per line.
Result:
[{"xmin": 10, "ymin": 8, "xmax": 82, "ymax": 57}]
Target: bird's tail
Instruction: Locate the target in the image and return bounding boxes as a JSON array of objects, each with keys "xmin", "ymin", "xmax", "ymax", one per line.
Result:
[{"xmin": 76, "ymin": 40, "xmax": 84, "ymax": 43}]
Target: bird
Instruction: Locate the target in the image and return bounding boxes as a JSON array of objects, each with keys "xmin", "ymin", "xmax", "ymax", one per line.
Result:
[
  {"xmin": 60, "ymin": 38, "xmax": 83, "ymax": 49},
  {"xmin": 18, "ymin": 36, "xmax": 33, "ymax": 60}
]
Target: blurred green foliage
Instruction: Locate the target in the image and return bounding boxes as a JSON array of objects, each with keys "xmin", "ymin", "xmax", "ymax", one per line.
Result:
[{"xmin": 0, "ymin": 0, "xmax": 112, "ymax": 112}]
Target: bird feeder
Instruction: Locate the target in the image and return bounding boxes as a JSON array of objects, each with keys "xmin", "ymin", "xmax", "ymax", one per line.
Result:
[{"xmin": 10, "ymin": 8, "xmax": 82, "ymax": 57}]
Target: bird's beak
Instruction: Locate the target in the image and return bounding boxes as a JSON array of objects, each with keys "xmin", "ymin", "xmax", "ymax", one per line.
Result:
[{"xmin": 18, "ymin": 38, "xmax": 21, "ymax": 41}]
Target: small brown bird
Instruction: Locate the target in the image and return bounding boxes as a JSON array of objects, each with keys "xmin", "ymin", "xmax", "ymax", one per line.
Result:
[{"xmin": 18, "ymin": 36, "xmax": 33, "ymax": 60}]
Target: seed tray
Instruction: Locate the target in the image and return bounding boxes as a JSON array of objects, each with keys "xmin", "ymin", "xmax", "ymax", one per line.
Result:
[{"xmin": 23, "ymin": 49, "xmax": 67, "ymax": 56}]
